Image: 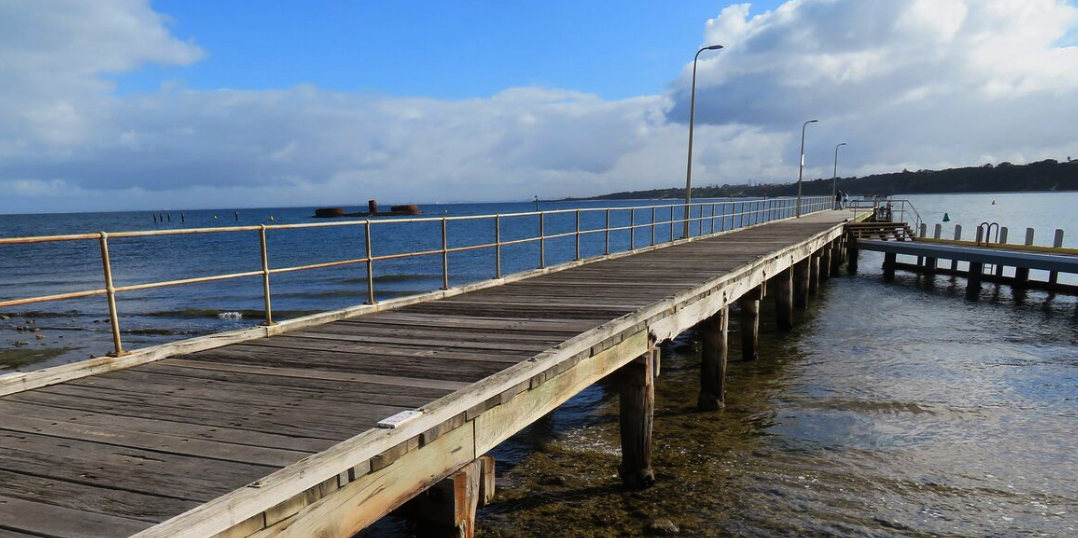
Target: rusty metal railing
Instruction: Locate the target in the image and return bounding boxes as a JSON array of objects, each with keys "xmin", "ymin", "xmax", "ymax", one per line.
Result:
[{"xmin": 0, "ymin": 197, "xmax": 831, "ymax": 357}]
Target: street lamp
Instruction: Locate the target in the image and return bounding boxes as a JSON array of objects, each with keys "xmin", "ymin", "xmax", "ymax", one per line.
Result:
[
  {"xmin": 795, "ymin": 118, "xmax": 818, "ymax": 217},
  {"xmin": 684, "ymin": 44, "xmax": 724, "ymax": 238},
  {"xmin": 832, "ymin": 142, "xmax": 847, "ymax": 209}
]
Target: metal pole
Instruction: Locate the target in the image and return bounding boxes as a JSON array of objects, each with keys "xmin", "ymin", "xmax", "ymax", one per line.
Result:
[
  {"xmin": 441, "ymin": 217, "xmax": 449, "ymax": 290},
  {"xmin": 604, "ymin": 209, "xmax": 611, "ymax": 255},
  {"xmin": 574, "ymin": 210, "xmax": 580, "ymax": 261},
  {"xmin": 669, "ymin": 206, "xmax": 674, "ymax": 242},
  {"xmin": 650, "ymin": 207, "xmax": 656, "ymax": 246},
  {"xmin": 364, "ymin": 220, "xmax": 376, "ymax": 304},
  {"xmin": 539, "ymin": 211, "xmax": 546, "ymax": 268},
  {"xmin": 684, "ymin": 44, "xmax": 723, "ymax": 238},
  {"xmin": 796, "ymin": 118, "xmax": 818, "ymax": 217},
  {"xmin": 629, "ymin": 208, "xmax": 635, "ymax": 250},
  {"xmin": 98, "ymin": 232, "xmax": 125, "ymax": 356},
  {"xmin": 832, "ymin": 142, "xmax": 847, "ymax": 210},
  {"xmin": 495, "ymin": 214, "xmax": 502, "ymax": 277},
  {"xmin": 259, "ymin": 225, "xmax": 274, "ymax": 325}
]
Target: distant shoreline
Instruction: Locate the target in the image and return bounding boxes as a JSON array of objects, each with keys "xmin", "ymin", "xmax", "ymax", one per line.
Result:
[{"xmin": 564, "ymin": 159, "xmax": 1078, "ymax": 201}]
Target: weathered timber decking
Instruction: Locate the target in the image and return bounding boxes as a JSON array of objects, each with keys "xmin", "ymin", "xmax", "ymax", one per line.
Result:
[{"xmin": 0, "ymin": 210, "xmax": 854, "ymax": 537}]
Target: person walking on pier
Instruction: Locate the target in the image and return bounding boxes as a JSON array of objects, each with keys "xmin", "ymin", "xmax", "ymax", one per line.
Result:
[{"xmin": 835, "ymin": 190, "xmax": 844, "ymax": 209}]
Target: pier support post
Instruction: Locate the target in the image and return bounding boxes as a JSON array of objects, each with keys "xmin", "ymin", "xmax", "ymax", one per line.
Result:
[
  {"xmin": 829, "ymin": 240, "xmax": 842, "ymax": 276},
  {"xmin": 617, "ymin": 350, "xmax": 655, "ymax": 489},
  {"xmin": 821, "ymin": 245, "xmax": 832, "ymax": 282},
  {"xmin": 395, "ymin": 456, "xmax": 495, "ymax": 538},
  {"xmin": 739, "ymin": 287, "xmax": 761, "ymax": 362},
  {"xmin": 846, "ymin": 239, "xmax": 859, "ymax": 274},
  {"xmin": 968, "ymin": 261, "xmax": 984, "ymax": 296},
  {"xmin": 793, "ymin": 258, "xmax": 810, "ymax": 308},
  {"xmin": 698, "ymin": 306, "xmax": 728, "ymax": 411},
  {"xmin": 1014, "ymin": 266, "xmax": 1030, "ymax": 288},
  {"xmin": 809, "ymin": 253, "xmax": 821, "ymax": 294},
  {"xmin": 883, "ymin": 252, "xmax": 897, "ymax": 281},
  {"xmin": 774, "ymin": 268, "xmax": 794, "ymax": 331}
]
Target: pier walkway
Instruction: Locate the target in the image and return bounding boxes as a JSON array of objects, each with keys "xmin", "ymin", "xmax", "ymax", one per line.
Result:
[{"xmin": 0, "ymin": 209, "xmax": 853, "ymax": 537}]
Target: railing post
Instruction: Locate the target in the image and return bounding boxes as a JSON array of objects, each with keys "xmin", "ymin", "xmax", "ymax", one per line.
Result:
[
  {"xmin": 574, "ymin": 210, "xmax": 580, "ymax": 261},
  {"xmin": 364, "ymin": 220, "xmax": 376, "ymax": 304},
  {"xmin": 259, "ymin": 225, "xmax": 274, "ymax": 326},
  {"xmin": 709, "ymin": 203, "xmax": 715, "ymax": 234},
  {"xmin": 604, "ymin": 209, "xmax": 611, "ymax": 255},
  {"xmin": 629, "ymin": 208, "xmax": 635, "ymax": 250},
  {"xmin": 441, "ymin": 217, "xmax": 450, "ymax": 290},
  {"xmin": 539, "ymin": 211, "xmax": 546, "ymax": 269},
  {"xmin": 98, "ymin": 232, "xmax": 125, "ymax": 357},
  {"xmin": 495, "ymin": 215, "xmax": 502, "ymax": 278},
  {"xmin": 669, "ymin": 206, "xmax": 674, "ymax": 242},
  {"xmin": 650, "ymin": 207, "xmax": 656, "ymax": 246}
]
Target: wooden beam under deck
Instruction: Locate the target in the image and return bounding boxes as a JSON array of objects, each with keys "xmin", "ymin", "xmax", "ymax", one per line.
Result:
[{"xmin": 0, "ymin": 210, "xmax": 855, "ymax": 537}]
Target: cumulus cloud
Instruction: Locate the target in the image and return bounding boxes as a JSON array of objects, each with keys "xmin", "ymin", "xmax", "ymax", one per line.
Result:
[
  {"xmin": 1, "ymin": 0, "xmax": 1077, "ymax": 213},
  {"xmin": 673, "ymin": 0, "xmax": 1078, "ymax": 178}
]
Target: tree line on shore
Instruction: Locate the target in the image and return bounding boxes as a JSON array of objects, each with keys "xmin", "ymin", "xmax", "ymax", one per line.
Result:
[{"xmin": 573, "ymin": 158, "xmax": 1078, "ymax": 200}]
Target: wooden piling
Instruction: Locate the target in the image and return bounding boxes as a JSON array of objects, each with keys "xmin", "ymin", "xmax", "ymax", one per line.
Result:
[
  {"xmin": 883, "ymin": 252, "xmax": 897, "ymax": 281},
  {"xmin": 968, "ymin": 261, "xmax": 984, "ymax": 293},
  {"xmin": 739, "ymin": 287, "xmax": 761, "ymax": 362},
  {"xmin": 809, "ymin": 253, "xmax": 821, "ymax": 294},
  {"xmin": 829, "ymin": 239, "xmax": 843, "ymax": 275},
  {"xmin": 925, "ymin": 224, "xmax": 941, "ymax": 273},
  {"xmin": 394, "ymin": 456, "xmax": 494, "ymax": 538},
  {"xmin": 847, "ymin": 239, "xmax": 859, "ymax": 274},
  {"xmin": 617, "ymin": 352, "xmax": 655, "ymax": 489},
  {"xmin": 821, "ymin": 244, "xmax": 832, "ymax": 281},
  {"xmin": 1049, "ymin": 229, "xmax": 1064, "ymax": 284},
  {"xmin": 774, "ymin": 268, "xmax": 794, "ymax": 331},
  {"xmin": 951, "ymin": 225, "xmax": 962, "ymax": 271},
  {"xmin": 698, "ymin": 307, "xmax": 728, "ymax": 411},
  {"xmin": 793, "ymin": 258, "xmax": 810, "ymax": 308}
]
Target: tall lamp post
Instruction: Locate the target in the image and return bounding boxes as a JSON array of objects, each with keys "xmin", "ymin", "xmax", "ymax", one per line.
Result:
[
  {"xmin": 795, "ymin": 118, "xmax": 818, "ymax": 217},
  {"xmin": 684, "ymin": 44, "xmax": 724, "ymax": 238},
  {"xmin": 832, "ymin": 142, "xmax": 847, "ymax": 209}
]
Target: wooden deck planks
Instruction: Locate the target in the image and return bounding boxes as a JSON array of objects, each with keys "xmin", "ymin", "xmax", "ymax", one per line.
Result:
[
  {"xmin": 0, "ymin": 210, "xmax": 855, "ymax": 537},
  {"xmin": 0, "ymin": 495, "xmax": 153, "ymax": 537}
]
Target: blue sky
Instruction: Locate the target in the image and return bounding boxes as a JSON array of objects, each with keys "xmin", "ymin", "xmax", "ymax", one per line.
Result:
[
  {"xmin": 1, "ymin": 0, "xmax": 1076, "ymax": 214},
  {"xmin": 122, "ymin": 1, "xmax": 783, "ymax": 100}
]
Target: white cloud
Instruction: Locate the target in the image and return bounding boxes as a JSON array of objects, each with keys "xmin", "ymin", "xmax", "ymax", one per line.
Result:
[
  {"xmin": 1, "ymin": 0, "xmax": 1077, "ymax": 213},
  {"xmin": 677, "ymin": 0, "xmax": 1078, "ymax": 179}
]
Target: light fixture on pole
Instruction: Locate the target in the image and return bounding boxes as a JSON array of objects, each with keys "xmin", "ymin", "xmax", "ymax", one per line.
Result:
[
  {"xmin": 795, "ymin": 118, "xmax": 818, "ymax": 217},
  {"xmin": 832, "ymin": 142, "xmax": 847, "ymax": 209},
  {"xmin": 683, "ymin": 44, "xmax": 723, "ymax": 238}
]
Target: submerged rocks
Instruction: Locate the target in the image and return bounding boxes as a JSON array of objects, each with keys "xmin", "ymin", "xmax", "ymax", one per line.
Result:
[{"xmin": 645, "ymin": 518, "xmax": 680, "ymax": 535}]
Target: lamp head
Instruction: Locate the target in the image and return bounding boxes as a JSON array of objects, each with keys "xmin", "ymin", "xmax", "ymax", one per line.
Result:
[{"xmin": 706, "ymin": 44, "xmax": 724, "ymax": 50}]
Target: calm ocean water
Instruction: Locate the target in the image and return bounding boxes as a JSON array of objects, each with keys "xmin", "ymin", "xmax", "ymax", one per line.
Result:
[{"xmin": 2, "ymin": 192, "xmax": 1076, "ymax": 536}]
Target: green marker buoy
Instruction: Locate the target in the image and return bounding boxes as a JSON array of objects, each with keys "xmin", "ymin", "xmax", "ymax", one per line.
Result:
[{"xmin": 942, "ymin": 213, "xmax": 950, "ymax": 222}]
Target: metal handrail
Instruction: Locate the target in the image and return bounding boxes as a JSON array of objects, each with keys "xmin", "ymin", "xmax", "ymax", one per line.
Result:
[
  {"xmin": 845, "ymin": 198, "xmax": 922, "ymax": 234},
  {"xmin": 1, "ymin": 196, "xmax": 832, "ymax": 356}
]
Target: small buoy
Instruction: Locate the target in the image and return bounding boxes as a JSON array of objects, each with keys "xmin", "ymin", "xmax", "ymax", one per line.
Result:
[
  {"xmin": 269, "ymin": 215, "xmax": 275, "ymax": 221},
  {"xmin": 943, "ymin": 213, "xmax": 950, "ymax": 222},
  {"xmin": 213, "ymin": 215, "xmax": 218, "ymax": 220}
]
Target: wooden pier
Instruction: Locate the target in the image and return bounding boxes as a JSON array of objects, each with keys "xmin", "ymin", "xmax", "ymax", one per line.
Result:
[
  {"xmin": 849, "ymin": 222, "xmax": 1077, "ymax": 295},
  {"xmin": 0, "ymin": 210, "xmax": 855, "ymax": 537}
]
